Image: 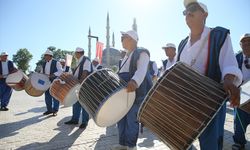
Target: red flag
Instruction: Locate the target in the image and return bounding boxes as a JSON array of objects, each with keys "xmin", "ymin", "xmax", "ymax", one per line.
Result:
[{"xmin": 96, "ymin": 42, "xmax": 104, "ymax": 64}]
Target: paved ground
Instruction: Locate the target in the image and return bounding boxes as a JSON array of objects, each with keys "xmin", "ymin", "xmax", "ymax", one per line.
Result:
[{"xmin": 0, "ymin": 91, "xmax": 249, "ymax": 150}]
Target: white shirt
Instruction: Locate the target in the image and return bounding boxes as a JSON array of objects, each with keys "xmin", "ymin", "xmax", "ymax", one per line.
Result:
[
  {"xmin": 119, "ymin": 50, "xmax": 150, "ymax": 87},
  {"xmin": 242, "ymin": 54, "xmax": 250, "ymax": 83},
  {"xmin": 165, "ymin": 57, "xmax": 176, "ymax": 71},
  {"xmin": 74, "ymin": 55, "xmax": 91, "ymax": 78},
  {"xmin": 1, "ymin": 60, "xmax": 9, "ymax": 78},
  {"xmin": 41, "ymin": 59, "xmax": 63, "ymax": 77},
  {"xmin": 62, "ymin": 66, "xmax": 72, "ymax": 74},
  {"xmin": 180, "ymin": 26, "xmax": 242, "ymax": 86}
]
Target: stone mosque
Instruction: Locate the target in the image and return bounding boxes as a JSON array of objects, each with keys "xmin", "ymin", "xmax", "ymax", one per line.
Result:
[{"xmin": 88, "ymin": 13, "xmax": 137, "ymax": 68}]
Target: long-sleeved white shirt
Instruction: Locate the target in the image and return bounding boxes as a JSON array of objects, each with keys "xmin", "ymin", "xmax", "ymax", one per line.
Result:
[
  {"xmin": 1, "ymin": 61, "xmax": 9, "ymax": 78},
  {"xmin": 180, "ymin": 26, "xmax": 242, "ymax": 86},
  {"xmin": 119, "ymin": 50, "xmax": 150, "ymax": 87},
  {"xmin": 165, "ymin": 57, "xmax": 176, "ymax": 71},
  {"xmin": 41, "ymin": 59, "xmax": 63, "ymax": 77},
  {"xmin": 74, "ymin": 55, "xmax": 91, "ymax": 78}
]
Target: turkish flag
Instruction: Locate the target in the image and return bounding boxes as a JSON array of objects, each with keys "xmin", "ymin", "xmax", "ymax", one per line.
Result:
[{"xmin": 96, "ymin": 42, "xmax": 104, "ymax": 64}]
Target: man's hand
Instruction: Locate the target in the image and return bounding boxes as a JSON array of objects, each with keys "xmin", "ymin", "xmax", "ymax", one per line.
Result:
[
  {"xmin": 127, "ymin": 80, "xmax": 138, "ymax": 92},
  {"xmin": 223, "ymin": 74, "xmax": 240, "ymax": 107}
]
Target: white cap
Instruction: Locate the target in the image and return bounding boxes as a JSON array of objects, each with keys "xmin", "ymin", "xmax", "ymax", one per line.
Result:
[
  {"xmin": 162, "ymin": 43, "xmax": 176, "ymax": 49},
  {"xmin": 75, "ymin": 47, "xmax": 84, "ymax": 52},
  {"xmin": 0, "ymin": 52, "xmax": 8, "ymax": 56},
  {"xmin": 240, "ymin": 33, "xmax": 250, "ymax": 42},
  {"xmin": 93, "ymin": 58, "xmax": 100, "ymax": 63},
  {"xmin": 184, "ymin": 0, "xmax": 208, "ymax": 13},
  {"xmin": 121, "ymin": 30, "xmax": 139, "ymax": 42},
  {"xmin": 44, "ymin": 49, "xmax": 53, "ymax": 56},
  {"xmin": 59, "ymin": 58, "xmax": 65, "ymax": 62}
]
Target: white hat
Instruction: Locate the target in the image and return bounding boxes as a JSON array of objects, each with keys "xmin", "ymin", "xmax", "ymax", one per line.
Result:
[
  {"xmin": 44, "ymin": 49, "xmax": 53, "ymax": 56},
  {"xmin": 59, "ymin": 58, "xmax": 65, "ymax": 62},
  {"xmin": 240, "ymin": 33, "xmax": 250, "ymax": 42},
  {"xmin": 162, "ymin": 43, "xmax": 176, "ymax": 49},
  {"xmin": 75, "ymin": 47, "xmax": 84, "ymax": 52},
  {"xmin": 0, "ymin": 52, "xmax": 8, "ymax": 56},
  {"xmin": 184, "ymin": 0, "xmax": 208, "ymax": 13},
  {"xmin": 121, "ymin": 30, "xmax": 139, "ymax": 42},
  {"xmin": 93, "ymin": 58, "xmax": 100, "ymax": 63}
]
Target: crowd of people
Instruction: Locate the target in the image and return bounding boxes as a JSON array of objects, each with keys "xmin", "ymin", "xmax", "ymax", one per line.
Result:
[{"xmin": 0, "ymin": 0, "xmax": 249, "ymax": 150}]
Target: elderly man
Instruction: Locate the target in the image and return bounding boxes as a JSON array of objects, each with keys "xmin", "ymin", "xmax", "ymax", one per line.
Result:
[
  {"xmin": 92, "ymin": 57, "xmax": 102, "ymax": 71},
  {"xmin": 111, "ymin": 30, "xmax": 152, "ymax": 150},
  {"xmin": 41, "ymin": 49, "xmax": 63, "ymax": 116},
  {"xmin": 232, "ymin": 33, "xmax": 250, "ymax": 150},
  {"xmin": 162, "ymin": 43, "xmax": 176, "ymax": 71},
  {"xmin": 64, "ymin": 47, "xmax": 92, "ymax": 129},
  {"xmin": 59, "ymin": 58, "xmax": 71, "ymax": 73},
  {"xmin": 0, "ymin": 52, "xmax": 17, "ymax": 111},
  {"xmin": 177, "ymin": 0, "xmax": 242, "ymax": 150}
]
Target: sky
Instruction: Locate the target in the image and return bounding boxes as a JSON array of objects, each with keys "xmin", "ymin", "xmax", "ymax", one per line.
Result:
[{"xmin": 0, "ymin": 0, "xmax": 250, "ymax": 71}]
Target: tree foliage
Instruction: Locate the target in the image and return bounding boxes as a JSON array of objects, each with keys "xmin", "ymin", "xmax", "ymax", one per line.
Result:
[{"xmin": 12, "ymin": 48, "xmax": 33, "ymax": 74}]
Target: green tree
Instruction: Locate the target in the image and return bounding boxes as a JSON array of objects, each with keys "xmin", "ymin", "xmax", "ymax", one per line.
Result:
[
  {"xmin": 12, "ymin": 48, "xmax": 33, "ymax": 74},
  {"xmin": 35, "ymin": 46, "xmax": 76, "ymax": 72}
]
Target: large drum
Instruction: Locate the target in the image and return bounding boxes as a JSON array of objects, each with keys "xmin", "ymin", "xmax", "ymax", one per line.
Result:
[
  {"xmin": 50, "ymin": 73, "xmax": 80, "ymax": 107},
  {"xmin": 25, "ymin": 73, "xmax": 51, "ymax": 97},
  {"xmin": 6, "ymin": 70, "xmax": 28, "ymax": 91},
  {"xmin": 239, "ymin": 80, "xmax": 250, "ymax": 114},
  {"xmin": 138, "ymin": 62, "xmax": 228, "ymax": 150},
  {"xmin": 78, "ymin": 69, "xmax": 135, "ymax": 127}
]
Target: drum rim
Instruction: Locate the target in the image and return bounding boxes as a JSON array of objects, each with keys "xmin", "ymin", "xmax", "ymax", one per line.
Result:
[
  {"xmin": 6, "ymin": 70, "xmax": 24, "ymax": 83},
  {"xmin": 79, "ymin": 68, "xmax": 113, "ymax": 87},
  {"xmin": 94, "ymin": 86, "xmax": 135, "ymax": 127}
]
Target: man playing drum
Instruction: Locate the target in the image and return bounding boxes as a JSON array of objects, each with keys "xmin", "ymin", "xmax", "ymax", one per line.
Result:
[
  {"xmin": 64, "ymin": 47, "xmax": 93, "ymax": 129},
  {"xmin": 111, "ymin": 30, "xmax": 152, "ymax": 150},
  {"xmin": 59, "ymin": 58, "xmax": 72, "ymax": 73},
  {"xmin": 233, "ymin": 33, "xmax": 250, "ymax": 150},
  {"xmin": 0, "ymin": 52, "xmax": 17, "ymax": 111},
  {"xmin": 41, "ymin": 49, "xmax": 63, "ymax": 116},
  {"xmin": 177, "ymin": 0, "xmax": 242, "ymax": 149},
  {"xmin": 162, "ymin": 43, "xmax": 177, "ymax": 71}
]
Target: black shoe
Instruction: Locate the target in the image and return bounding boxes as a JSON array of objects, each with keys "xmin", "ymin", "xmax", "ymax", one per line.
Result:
[
  {"xmin": 43, "ymin": 111, "xmax": 53, "ymax": 115},
  {"xmin": 64, "ymin": 120, "xmax": 78, "ymax": 125},
  {"xmin": 232, "ymin": 143, "xmax": 245, "ymax": 150},
  {"xmin": 0, "ymin": 107, "xmax": 9, "ymax": 111},
  {"xmin": 79, "ymin": 123, "xmax": 87, "ymax": 129},
  {"xmin": 52, "ymin": 111, "xmax": 58, "ymax": 116}
]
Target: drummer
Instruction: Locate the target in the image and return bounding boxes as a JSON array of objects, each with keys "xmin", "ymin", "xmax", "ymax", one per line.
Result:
[
  {"xmin": 178, "ymin": 1, "xmax": 242, "ymax": 149},
  {"xmin": 162, "ymin": 43, "xmax": 176, "ymax": 71},
  {"xmin": 92, "ymin": 57, "xmax": 102, "ymax": 71},
  {"xmin": 0, "ymin": 52, "xmax": 17, "ymax": 111},
  {"xmin": 233, "ymin": 33, "xmax": 250, "ymax": 150},
  {"xmin": 64, "ymin": 47, "xmax": 93, "ymax": 129},
  {"xmin": 41, "ymin": 49, "xmax": 63, "ymax": 116},
  {"xmin": 111, "ymin": 30, "xmax": 152, "ymax": 150},
  {"xmin": 59, "ymin": 58, "xmax": 72, "ymax": 73}
]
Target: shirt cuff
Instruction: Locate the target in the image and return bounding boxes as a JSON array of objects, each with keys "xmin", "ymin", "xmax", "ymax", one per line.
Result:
[{"xmin": 221, "ymin": 66, "xmax": 243, "ymax": 86}]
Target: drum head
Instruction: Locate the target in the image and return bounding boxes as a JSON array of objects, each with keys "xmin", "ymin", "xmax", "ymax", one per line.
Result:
[
  {"xmin": 63, "ymin": 84, "xmax": 80, "ymax": 107},
  {"xmin": 6, "ymin": 70, "xmax": 23, "ymax": 84},
  {"xmin": 30, "ymin": 73, "xmax": 51, "ymax": 91},
  {"xmin": 95, "ymin": 88, "xmax": 135, "ymax": 127}
]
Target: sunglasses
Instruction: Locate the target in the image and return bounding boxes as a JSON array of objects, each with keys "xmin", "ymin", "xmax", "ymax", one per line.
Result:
[{"xmin": 183, "ymin": 4, "xmax": 203, "ymax": 16}]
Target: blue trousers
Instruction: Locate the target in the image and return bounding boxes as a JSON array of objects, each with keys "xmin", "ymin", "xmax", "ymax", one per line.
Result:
[
  {"xmin": 189, "ymin": 102, "xmax": 226, "ymax": 150},
  {"xmin": 233, "ymin": 108, "xmax": 250, "ymax": 145},
  {"xmin": 71, "ymin": 101, "xmax": 89, "ymax": 124},
  {"xmin": 0, "ymin": 81, "xmax": 13, "ymax": 107},
  {"xmin": 117, "ymin": 98, "xmax": 142, "ymax": 148},
  {"xmin": 45, "ymin": 90, "xmax": 59, "ymax": 112}
]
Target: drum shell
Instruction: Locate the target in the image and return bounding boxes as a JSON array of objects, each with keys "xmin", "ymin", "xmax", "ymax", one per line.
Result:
[
  {"xmin": 78, "ymin": 69, "xmax": 135, "ymax": 127},
  {"xmin": 138, "ymin": 62, "xmax": 227, "ymax": 150},
  {"xmin": 25, "ymin": 73, "xmax": 50, "ymax": 97},
  {"xmin": 50, "ymin": 73, "xmax": 79, "ymax": 106},
  {"xmin": 6, "ymin": 70, "xmax": 28, "ymax": 91}
]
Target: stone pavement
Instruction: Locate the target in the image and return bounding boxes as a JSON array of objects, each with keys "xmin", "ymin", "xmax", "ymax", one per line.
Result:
[{"xmin": 0, "ymin": 91, "xmax": 249, "ymax": 150}]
